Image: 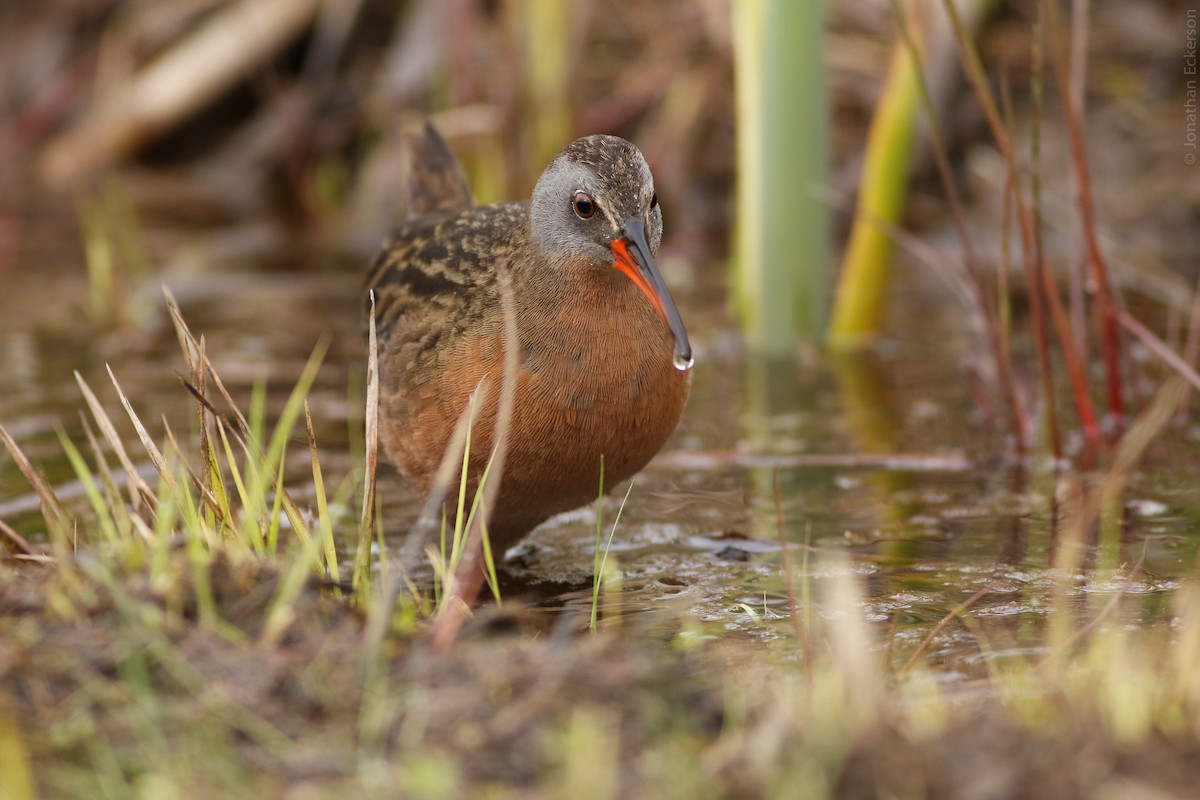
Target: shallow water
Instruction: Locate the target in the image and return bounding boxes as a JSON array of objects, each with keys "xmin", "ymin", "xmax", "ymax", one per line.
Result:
[{"xmin": 2, "ymin": 210, "xmax": 1198, "ymax": 679}]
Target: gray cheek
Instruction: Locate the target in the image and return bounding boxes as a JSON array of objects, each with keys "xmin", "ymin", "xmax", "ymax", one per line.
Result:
[
  {"xmin": 532, "ymin": 210, "xmax": 585, "ymax": 259},
  {"xmin": 650, "ymin": 208, "xmax": 664, "ymax": 254},
  {"xmin": 564, "ymin": 228, "xmax": 610, "ymax": 264}
]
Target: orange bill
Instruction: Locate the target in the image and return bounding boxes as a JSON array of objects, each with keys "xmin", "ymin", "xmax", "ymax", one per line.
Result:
[{"xmin": 611, "ymin": 217, "xmax": 693, "ymax": 371}]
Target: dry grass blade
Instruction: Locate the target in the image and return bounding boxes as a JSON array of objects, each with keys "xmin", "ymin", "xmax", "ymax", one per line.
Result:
[
  {"xmin": 395, "ymin": 382, "xmax": 487, "ymax": 572},
  {"xmin": 1102, "ymin": 377, "xmax": 1184, "ymax": 491},
  {"xmin": 1038, "ymin": 382, "xmax": 1182, "ymax": 669},
  {"xmin": 75, "ymin": 370, "xmax": 159, "ymax": 512},
  {"xmin": 164, "ymin": 286, "xmax": 251, "ymax": 435},
  {"xmin": 0, "ymin": 423, "xmax": 73, "ymax": 540},
  {"xmin": 467, "ymin": 260, "xmax": 520, "ymax": 568},
  {"xmin": 176, "ymin": 376, "xmax": 238, "ymax": 438},
  {"xmin": 1042, "ymin": 547, "xmax": 1149, "ymax": 669},
  {"xmin": 0, "ymin": 516, "xmax": 40, "ymax": 557},
  {"xmin": 431, "ymin": 260, "xmax": 519, "ymax": 652},
  {"xmin": 78, "ymin": 414, "xmax": 136, "ymax": 540},
  {"xmin": 365, "ymin": 376, "xmax": 484, "ymax": 659},
  {"xmin": 104, "ymin": 368, "xmax": 173, "ymax": 501},
  {"xmin": 165, "ymin": 284, "xmax": 322, "ymax": 552},
  {"xmin": 165, "ymin": 285, "xmax": 199, "ymax": 375},
  {"xmin": 354, "ymin": 291, "xmax": 381, "ymax": 589},
  {"xmin": 160, "ymin": 416, "xmax": 223, "ymax": 522},
  {"xmin": 194, "ymin": 335, "xmax": 215, "ymax": 511}
]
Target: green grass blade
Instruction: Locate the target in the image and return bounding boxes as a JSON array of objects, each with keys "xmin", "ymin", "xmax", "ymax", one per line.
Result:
[
  {"xmin": 56, "ymin": 427, "xmax": 120, "ymax": 545},
  {"xmin": 305, "ymin": 401, "xmax": 339, "ymax": 582},
  {"xmin": 215, "ymin": 421, "xmax": 263, "ymax": 553},
  {"xmin": 590, "ymin": 456, "xmax": 607, "ymax": 631}
]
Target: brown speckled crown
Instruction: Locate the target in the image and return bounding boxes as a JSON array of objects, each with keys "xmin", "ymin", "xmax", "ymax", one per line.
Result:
[{"xmin": 558, "ymin": 135, "xmax": 652, "ymax": 218}]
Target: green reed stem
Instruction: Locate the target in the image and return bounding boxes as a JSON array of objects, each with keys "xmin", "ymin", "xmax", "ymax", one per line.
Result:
[{"xmin": 732, "ymin": 0, "xmax": 829, "ymax": 353}]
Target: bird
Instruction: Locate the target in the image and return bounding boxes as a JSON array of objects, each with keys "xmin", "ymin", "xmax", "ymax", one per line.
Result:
[{"xmin": 366, "ymin": 124, "xmax": 692, "ymax": 558}]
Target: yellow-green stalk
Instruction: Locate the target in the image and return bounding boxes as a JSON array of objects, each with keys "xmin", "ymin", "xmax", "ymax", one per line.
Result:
[
  {"xmin": 828, "ymin": 39, "xmax": 920, "ymax": 349},
  {"xmin": 518, "ymin": 0, "xmax": 572, "ymax": 174}
]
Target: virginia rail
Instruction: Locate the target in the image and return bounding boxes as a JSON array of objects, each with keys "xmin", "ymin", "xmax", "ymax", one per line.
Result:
[{"xmin": 367, "ymin": 125, "xmax": 692, "ymax": 555}]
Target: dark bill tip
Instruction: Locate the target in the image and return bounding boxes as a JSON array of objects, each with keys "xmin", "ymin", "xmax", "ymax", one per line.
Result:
[{"xmin": 619, "ymin": 217, "xmax": 692, "ymax": 371}]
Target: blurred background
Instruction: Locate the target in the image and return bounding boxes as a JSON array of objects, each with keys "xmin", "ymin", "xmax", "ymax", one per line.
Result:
[
  {"xmin": 1, "ymin": 1, "xmax": 1195, "ymax": 322},
  {"xmin": 3, "ymin": 0, "xmax": 748, "ymax": 280}
]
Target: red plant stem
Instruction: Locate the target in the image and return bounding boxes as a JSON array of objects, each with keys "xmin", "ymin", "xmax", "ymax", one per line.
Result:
[
  {"xmin": 1023, "ymin": 21, "xmax": 1064, "ymax": 459},
  {"xmin": 1040, "ymin": 252, "xmax": 1100, "ymax": 440},
  {"xmin": 993, "ymin": 70, "xmax": 1060, "ymax": 456},
  {"xmin": 1031, "ymin": 7, "xmax": 1102, "ymax": 448},
  {"xmin": 1066, "ymin": 0, "xmax": 1090, "ymax": 358},
  {"xmin": 1044, "ymin": 0, "xmax": 1125, "ymax": 427},
  {"xmin": 941, "ymin": 0, "xmax": 1101, "ymax": 450},
  {"xmin": 891, "ymin": 0, "xmax": 1029, "ymax": 450}
]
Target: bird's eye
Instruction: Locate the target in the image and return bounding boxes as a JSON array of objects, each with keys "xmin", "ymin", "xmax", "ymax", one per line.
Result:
[
  {"xmin": 649, "ymin": 193, "xmax": 658, "ymax": 210},
  {"xmin": 572, "ymin": 191, "xmax": 596, "ymax": 219}
]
